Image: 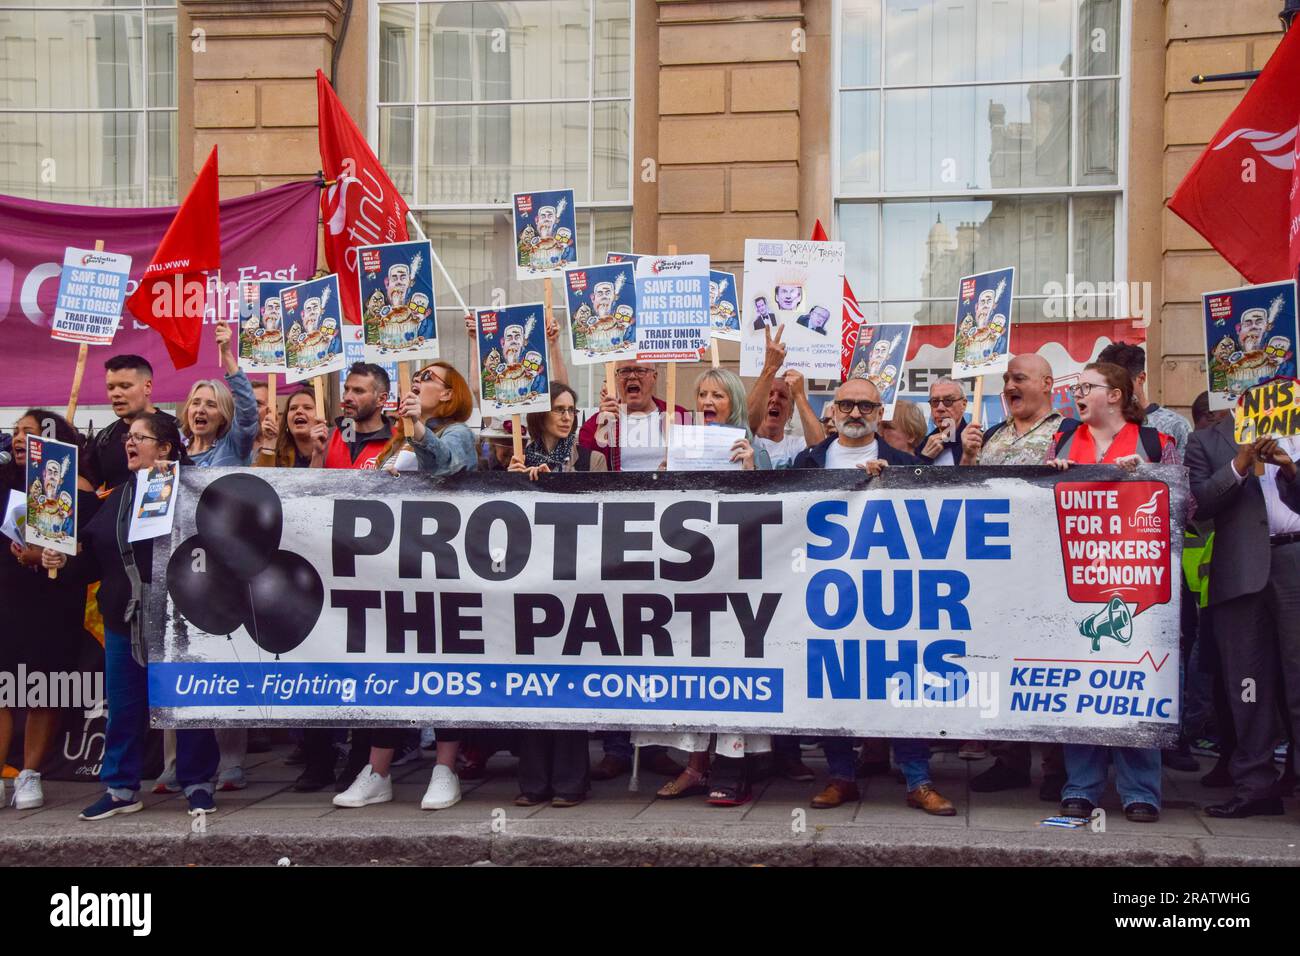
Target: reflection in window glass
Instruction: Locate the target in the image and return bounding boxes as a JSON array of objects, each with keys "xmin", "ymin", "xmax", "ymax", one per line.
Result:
[
  {"xmin": 883, "ymin": 0, "xmax": 1072, "ymax": 87},
  {"xmin": 837, "ymin": 0, "xmax": 1121, "ymax": 329},
  {"xmin": 884, "ymin": 83, "xmax": 1070, "ymax": 192}
]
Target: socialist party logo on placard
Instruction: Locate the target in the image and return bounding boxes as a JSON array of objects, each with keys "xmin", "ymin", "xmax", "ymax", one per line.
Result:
[{"xmin": 1053, "ymin": 483, "xmax": 1171, "ymax": 652}]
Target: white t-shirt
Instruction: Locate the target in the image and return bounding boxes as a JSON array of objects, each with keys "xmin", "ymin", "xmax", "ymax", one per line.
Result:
[
  {"xmin": 825, "ymin": 438, "xmax": 879, "ymax": 470},
  {"xmin": 619, "ymin": 410, "xmax": 669, "ymax": 471},
  {"xmin": 755, "ymin": 433, "xmax": 807, "ymax": 469}
]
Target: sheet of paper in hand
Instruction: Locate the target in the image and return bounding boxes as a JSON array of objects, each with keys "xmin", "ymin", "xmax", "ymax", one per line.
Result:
[
  {"xmin": 667, "ymin": 424, "xmax": 745, "ymax": 471},
  {"xmin": 129, "ymin": 459, "xmax": 180, "ymax": 542}
]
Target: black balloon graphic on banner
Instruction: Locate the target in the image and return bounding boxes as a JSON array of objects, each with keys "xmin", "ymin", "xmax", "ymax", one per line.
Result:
[
  {"xmin": 194, "ymin": 472, "xmax": 283, "ymax": 579},
  {"xmin": 165, "ymin": 473, "xmax": 322, "ymax": 658},
  {"xmin": 242, "ymin": 550, "xmax": 324, "ymax": 656},
  {"xmin": 166, "ymin": 535, "xmax": 250, "ymax": 635}
]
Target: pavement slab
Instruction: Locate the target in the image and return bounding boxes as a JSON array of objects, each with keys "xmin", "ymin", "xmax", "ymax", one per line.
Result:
[{"xmin": 2, "ymin": 744, "xmax": 1297, "ymax": 866}]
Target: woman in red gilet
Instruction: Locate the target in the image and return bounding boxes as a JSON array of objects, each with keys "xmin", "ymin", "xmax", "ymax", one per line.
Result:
[{"xmin": 1045, "ymin": 361, "xmax": 1178, "ymax": 824}]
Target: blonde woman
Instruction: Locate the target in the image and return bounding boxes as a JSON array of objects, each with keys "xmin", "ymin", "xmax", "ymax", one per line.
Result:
[
  {"xmin": 181, "ymin": 322, "xmax": 260, "ymax": 467},
  {"xmin": 636, "ymin": 369, "xmax": 771, "ymax": 806},
  {"xmin": 879, "ymin": 399, "xmax": 928, "ymax": 456},
  {"xmin": 156, "ymin": 321, "xmax": 260, "ymax": 794}
]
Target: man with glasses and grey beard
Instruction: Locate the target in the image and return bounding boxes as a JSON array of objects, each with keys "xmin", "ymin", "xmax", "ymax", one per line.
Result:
[
  {"xmin": 792, "ymin": 377, "xmax": 916, "ymax": 471},
  {"xmin": 791, "ymin": 379, "xmax": 955, "ymax": 814}
]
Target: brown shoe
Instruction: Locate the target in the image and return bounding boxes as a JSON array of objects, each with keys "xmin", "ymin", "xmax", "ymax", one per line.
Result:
[
  {"xmin": 811, "ymin": 779, "xmax": 860, "ymax": 809},
  {"xmin": 907, "ymin": 783, "xmax": 956, "ymax": 816},
  {"xmin": 589, "ymin": 755, "xmax": 631, "ymax": 781}
]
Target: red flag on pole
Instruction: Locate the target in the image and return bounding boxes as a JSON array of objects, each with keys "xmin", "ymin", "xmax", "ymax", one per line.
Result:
[
  {"xmin": 317, "ymin": 69, "xmax": 409, "ymax": 326},
  {"xmin": 1169, "ymin": 25, "xmax": 1300, "ymax": 283},
  {"xmin": 810, "ymin": 219, "xmax": 862, "ymax": 380},
  {"xmin": 124, "ymin": 146, "xmax": 221, "ymax": 370}
]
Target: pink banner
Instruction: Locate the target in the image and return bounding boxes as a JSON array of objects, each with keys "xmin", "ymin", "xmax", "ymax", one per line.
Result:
[{"xmin": 0, "ymin": 181, "xmax": 320, "ymax": 407}]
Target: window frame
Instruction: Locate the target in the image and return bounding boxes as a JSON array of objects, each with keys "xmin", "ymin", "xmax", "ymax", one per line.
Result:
[
  {"xmin": 0, "ymin": 1, "xmax": 179, "ymax": 206},
  {"xmin": 367, "ymin": 0, "xmax": 636, "ymax": 214},
  {"xmin": 830, "ymin": 0, "xmax": 1130, "ymax": 324}
]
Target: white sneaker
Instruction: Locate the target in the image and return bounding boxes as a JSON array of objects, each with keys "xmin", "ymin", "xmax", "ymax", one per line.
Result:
[
  {"xmin": 13, "ymin": 770, "xmax": 43, "ymax": 810},
  {"xmin": 332, "ymin": 764, "xmax": 393, "ymax": 808},
  {"xmin": 421, "ymin": 764, "xmax": 461, "ymax": 810}
]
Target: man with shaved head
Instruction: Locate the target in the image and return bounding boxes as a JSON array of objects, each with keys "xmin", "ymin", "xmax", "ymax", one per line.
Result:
[
  {"xmin": 960, "ymin": 353, "xmax": 1062, "ymax": 467},
  {"xmin": 961, "ymin": 351, "xmax": 1068, "ymax": 797}
]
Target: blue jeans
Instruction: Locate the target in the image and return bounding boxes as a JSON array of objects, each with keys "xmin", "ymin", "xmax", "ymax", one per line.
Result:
[
  {"xmin": 1062, "ymin": 744, "xmax": 1161, "ymax": 809},
  {"xmin": 823, "ymin": 737, "xmax": 932, "ymax": 789},
  {"xmin": 102, "ymin": 627, "xmax": 218, "ymax": 799},
  {"xmin": 603, "ymin": 732, "xmax": 633, "ymax": 760}
]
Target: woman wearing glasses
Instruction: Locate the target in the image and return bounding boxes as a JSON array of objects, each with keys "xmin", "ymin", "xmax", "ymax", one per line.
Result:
[
  {"xmin": 1044, "ymin": 361, "xmax": 1177, "ymax": 824},
  {"xmin": 510, "ymin": 383, "xmax": 607, "ymax": 480},
  {"xmin": 0, "ymin": 411, "xmax": 100, "ymax": 811},
  {"xmin": 504, "ymin": 382, "xmax": 605, "ymax": 806},
  {"xmin": 334, "ymin": 360, "xmax": 476, "ymax": 813},
  {"xmin": 42, "ymin": 414, "xmax": 220, "ymax": 820}
]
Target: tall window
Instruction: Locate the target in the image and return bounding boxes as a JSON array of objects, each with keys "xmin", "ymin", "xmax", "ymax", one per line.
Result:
[
  {"xmin": 0, "ymin": 1, "xmax": 178, "ymax": 206},
  {"xmin": 835, "ymin": 0, "xmax": 1123, "ymax": 331},
  {"xmin": 373, "ymin": 0, "xmax": 633, "ymax": 401}
]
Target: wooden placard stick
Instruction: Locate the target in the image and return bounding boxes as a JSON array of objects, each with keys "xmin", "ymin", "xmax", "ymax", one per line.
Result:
[
  {"xmin": 313, "ymin": 376, "xmax": 326, "ymax": 423},
  {"xmin": 64, "ymin": 239, "xmax": 105, "ymax": 423},
  {"xmin": 970, "ymin": 375, "xmax": 984, "ymax": 429},
  {"xmin": 511, "ymin": 413, "xmax": 525, "ymax": 461},
  {"xmin": 397, "ymin": 363, "xmax": 412, "ymax": 440}
]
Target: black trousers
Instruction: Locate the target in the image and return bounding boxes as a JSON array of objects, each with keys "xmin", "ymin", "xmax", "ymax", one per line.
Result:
[
  {"xmin": 517, "ymin": 729, "xmax": 589, "ymax": 797},
  {"xmin": 1210, "ymin": 541, "xmax": 1300, "ymax": 800}
]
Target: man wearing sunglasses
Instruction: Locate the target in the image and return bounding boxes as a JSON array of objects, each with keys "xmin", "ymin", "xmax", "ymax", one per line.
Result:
[
  {"xmin": 917, "ymin": 377, "xmax": 970, "ymax": 466},
  {"xmin": 790, "ymin": 380, "xmax": 952, "ymax": 814},
  {"xmin": 792, "ymin": 378, "xmax": 918, "ymax": 473}
]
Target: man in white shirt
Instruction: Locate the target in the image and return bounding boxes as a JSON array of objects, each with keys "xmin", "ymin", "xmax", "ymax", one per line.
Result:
[
  {"xmin": 1187, "ymin": 422, "xmax": 1300, "ymax": 818},
  {"xmin": 746, "ymin": 327, "xmax": 825, "ymax": 467}
]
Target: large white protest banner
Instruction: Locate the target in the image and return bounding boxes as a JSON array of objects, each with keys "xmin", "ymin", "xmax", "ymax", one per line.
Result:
[{"xmin": 148, "ymin": 468, "xmax": 1185, "ymax": 747}]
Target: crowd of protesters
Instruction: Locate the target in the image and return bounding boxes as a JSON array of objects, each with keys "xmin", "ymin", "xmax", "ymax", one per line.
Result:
[{"xmin": 2, "ymin": 321, "xmax": 1296, "ymax": 827}]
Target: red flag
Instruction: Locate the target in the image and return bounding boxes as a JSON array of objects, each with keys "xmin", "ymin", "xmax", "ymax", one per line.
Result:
[
  {"xmin": 317, "ymin": 69, "xmax": 409, "ymax": 325},
  {"xmin": 810, "ymin": 219, "xmax": 862, "ymax": 379},
  {"xmin": 1169, "ymin": 26, "xmax": 1300, "ymax": 283},
  {"xmin": 124, "ymin": 146, "xmax": 221, "ymax": 370}
]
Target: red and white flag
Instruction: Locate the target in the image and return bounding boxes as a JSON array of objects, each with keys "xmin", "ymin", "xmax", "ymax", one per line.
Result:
[
  {"xmin": 124, "ymin": 146, "xmax": 221, "ymax": 370},
  {"xmin": 1169, "ymin": 25, "xmax": 1300, "ymax": 283},
  {"xmin": 810, "ymin": 219, "xmax": 863, "ymax": 380},
  {"xmin": 317, "ymin": 69, "xmax": 409, "ymax": 325}
]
